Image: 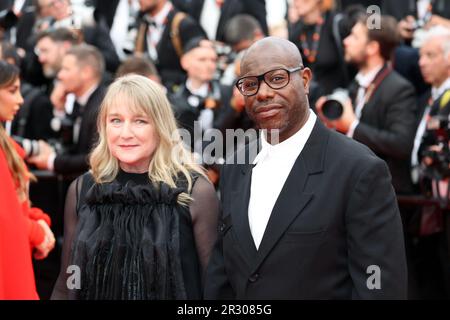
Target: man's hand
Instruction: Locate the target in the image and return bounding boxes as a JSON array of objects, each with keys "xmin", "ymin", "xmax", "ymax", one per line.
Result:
[
  {"xmin": 316, "ymin": 96, "xmax": 356, "ymax": 134},
  {"xmin": 34, "ymin": 220, "xmax": 56, "ymax": 260},
  {"xmin": 426, "ymin": 15, "xmax": 450, "ymax": 29},
  {"xmin": 27, "ymin": 140, "xmax": 55, "ymax": 170},
  {"xmin": 398, "ymin": 15, "xmax": 416, "ymax": 40},
  {"xmin": 50, "ymin": 82, "xmax": 68, "ymax": 112}
]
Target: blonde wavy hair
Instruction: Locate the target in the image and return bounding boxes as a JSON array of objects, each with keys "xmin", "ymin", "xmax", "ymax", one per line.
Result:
[
  {"xmin": 90, "ymin": 74, "xmax": 206, "ymax": 205},
  {"xmin": 0, "ymin": 61, "xmax": 34, "ymax": 202}
]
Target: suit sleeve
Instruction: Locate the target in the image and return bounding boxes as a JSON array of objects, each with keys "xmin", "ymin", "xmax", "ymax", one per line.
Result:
[
  {"xmin": 204, "ymin": 165, "xmax": 236, "ymax": 299},
  {"xmin": 353, "ymin": 82, "xmax": 417, "ymax": 160},
  {"xmin": 345, "ymin": 156, "xmax": 407, "ymax": 299}
]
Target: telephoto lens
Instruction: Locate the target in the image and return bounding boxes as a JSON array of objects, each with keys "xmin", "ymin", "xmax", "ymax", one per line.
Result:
[
  {"xmin": 12, "ymin": 136, "xmax": 40, "ymax": 158},
  {"xmin": 322, "ymin": 89, "xmax": 350, "ymax": 120}
]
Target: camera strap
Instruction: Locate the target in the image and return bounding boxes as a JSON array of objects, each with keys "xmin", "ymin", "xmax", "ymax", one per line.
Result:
[{"xmin": 363, "ymin": 64, "xmax": 393, "ymax": 105}]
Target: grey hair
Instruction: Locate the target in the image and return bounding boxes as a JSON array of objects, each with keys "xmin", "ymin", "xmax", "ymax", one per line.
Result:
[{"xmin": 421, "ymin": 26, "xmax": 450, "ymax": 59}]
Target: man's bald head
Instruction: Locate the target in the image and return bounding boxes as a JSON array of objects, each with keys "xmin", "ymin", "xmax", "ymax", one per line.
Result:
[
  {"xmin": 241, "ymin": 37, "xmax": 303, "ymax": 76},
  {"xmin": 236, "ymin": 37, "xmax": 312, "ymax": 144}
]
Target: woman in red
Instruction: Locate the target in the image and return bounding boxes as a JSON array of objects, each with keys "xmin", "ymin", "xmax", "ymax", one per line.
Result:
[{"xmin": 0, "ymin": 61, "xmax": 55, "ymax": 299}]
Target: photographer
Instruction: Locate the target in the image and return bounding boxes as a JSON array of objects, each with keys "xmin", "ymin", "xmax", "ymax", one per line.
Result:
[
  {"xmin": 169, "ymin": 37, "xmax": 229, "ymax": 184},
  {"xmin": 33, "ymin": 0, "xmax": 119, "ymax": 73},
  {"xmin": 411, "ymin": 25, "xmax": 450, "ymax": 298},
  {"xmin": 28, "ymin": 44, "xmax": 106, "ymax": 176},
  {"xmin": 220, "ymin": 14, "xmax": 264, "ymax": 86},
  {"xmin": 316, "ymin": 14, "xmax": 417, "ymax": 197},
  {"xmin": 382, "ymin": 0, "xmax": 450, "ymax": 44}
]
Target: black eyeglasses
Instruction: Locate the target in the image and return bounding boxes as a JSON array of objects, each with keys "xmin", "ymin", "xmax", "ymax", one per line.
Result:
[{"xmin": 235, "ymin": 66, "xmax": 304, "ymax": 97}]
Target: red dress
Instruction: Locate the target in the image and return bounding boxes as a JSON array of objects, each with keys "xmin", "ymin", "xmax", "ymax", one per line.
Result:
[{"xmin": 0, "ymin": 140, "xmax": 51, "ymax": 300}]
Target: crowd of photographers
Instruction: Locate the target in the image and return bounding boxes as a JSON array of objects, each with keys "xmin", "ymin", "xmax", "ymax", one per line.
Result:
[{"xmin": 1, "ymin": 0, "xmax": 450, "ymax": 299}]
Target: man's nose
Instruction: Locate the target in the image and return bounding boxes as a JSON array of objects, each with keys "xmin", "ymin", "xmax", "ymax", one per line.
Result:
[{"xmin": 256, "ymin": 80, "xmax": 274, "ymax": 101}]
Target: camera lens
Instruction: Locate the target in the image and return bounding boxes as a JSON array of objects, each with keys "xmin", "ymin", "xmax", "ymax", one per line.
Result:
[
  {"xmin": 322, "ymin": 100, "xmax": 344, "ymax": 120},
  {"xmin": 321, "ymin": 89, "xmax": 349, "ymax": 121}
]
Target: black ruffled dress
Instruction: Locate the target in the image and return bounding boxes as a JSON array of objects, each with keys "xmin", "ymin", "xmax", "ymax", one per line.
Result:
[{"xmin": 51, "ymin": 170, "xmax": 219, "ymax": 300}]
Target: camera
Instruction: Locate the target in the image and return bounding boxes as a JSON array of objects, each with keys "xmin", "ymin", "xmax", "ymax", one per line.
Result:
[
  {"xmin": 410, "ymin": 11, "xmax": 432, "ymax": 31},
  {"xmin": 0, "ymin": 9, "xmax": 18, "ymax": 30},
  {"xmin": 419, "ymin": 114, "xmax": 450, "ymax": 180},
  {"xmin": 12, "ymin": 136, "xmax": 40, "ymax": 158},
  {"xmin": 213, "ymin": 41, "xmax": 237, "ymax": 78},
  {"xmin": 321, "ymin": 89, "xmax": 350, "ymax": 120}
]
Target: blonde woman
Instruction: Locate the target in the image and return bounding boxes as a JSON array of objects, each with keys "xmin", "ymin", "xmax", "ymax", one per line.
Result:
[{"xmin": 51, "ymin": 74, "xmax": 219, "ymax": 300}]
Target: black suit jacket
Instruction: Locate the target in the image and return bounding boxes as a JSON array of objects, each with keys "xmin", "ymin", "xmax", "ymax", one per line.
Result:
[
  {"xmin": 204, "ymin": 119, "xmax": 407, "ymax": 299},
  {"xmin": 351, "ymin": 68, "xmax": 417, "ymax": 195},
  {"xmin": 136, "ymin": 8, "xmax": 206, "ymax": 90},
  {"xmin": 54, "ymin": 86, "xmax": 106, "ymax": 175},
  {"xmin": 93, "ymin": 0, "xmax": 120, "ymax": 29},
  {"xmin": 173, "ymin": 0, "xmax": 268, "ymax": 41}
]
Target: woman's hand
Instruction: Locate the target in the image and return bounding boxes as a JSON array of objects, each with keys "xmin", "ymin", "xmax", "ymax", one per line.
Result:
[{"xmin": 34, "ymin": 220, "xmax": 56, "ymax": 260}]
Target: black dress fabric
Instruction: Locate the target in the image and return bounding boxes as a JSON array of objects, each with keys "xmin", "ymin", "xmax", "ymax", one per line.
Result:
[
  {"xmin": 51, "ymin": 170, "xmax": 219, "ymax": 300},
  {"xmin": 289, "ymin": 10, "xmax": 349, "ymax": 96}
]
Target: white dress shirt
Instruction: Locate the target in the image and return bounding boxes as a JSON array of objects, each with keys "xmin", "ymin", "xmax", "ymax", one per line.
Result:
[
  {"xmin": 110, "ymin": 0, "xmax": 140, "ymax": 60},
  {"xmin": 347, "ymin": 64, "xmax": 384, "ymax": 138},
  {"xmin": 248, "ymin": 110, "xmax": 317, "ymax": 249},
  {"xmin": 200, "ymin": 0, "xmax": 221, "ymax": 40}
]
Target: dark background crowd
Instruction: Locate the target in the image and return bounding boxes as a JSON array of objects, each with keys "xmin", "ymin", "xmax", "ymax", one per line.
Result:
[{"xmin": 1, "ymin": 0, "xmax": 450, "ymax": 299}]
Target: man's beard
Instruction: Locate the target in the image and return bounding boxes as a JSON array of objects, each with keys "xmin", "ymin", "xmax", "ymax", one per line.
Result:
[
  {"xmin": 345, "ymin": 51, "xmax": 368, "ymax": 70},
  {"xmin": 43, "ymin": 66, "xmax": 58, "ymax": 79}
]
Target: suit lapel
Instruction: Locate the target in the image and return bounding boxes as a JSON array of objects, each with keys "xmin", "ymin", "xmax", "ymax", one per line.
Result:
[
  {"xmin": 252, "ymin": 119, "xmax": 329, "ymax": 272},
  {"xmin": 229, "ymin": 139, "xmax": 260, "ymax": 267}
]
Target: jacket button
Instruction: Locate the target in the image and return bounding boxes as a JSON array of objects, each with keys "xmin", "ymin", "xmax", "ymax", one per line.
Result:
[
  {"xmin": 249, "ymin": 273, "xmax": 259, "ymax": 283},
  {"xmin": 219, "ymin": 223, "xmax": 226, "ymax": 232}
]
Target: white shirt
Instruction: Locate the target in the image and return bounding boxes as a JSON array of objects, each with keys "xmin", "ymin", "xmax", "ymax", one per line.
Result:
[
  {"xmin": 110, "ymin": 0, "xmax": 140, "ymax": 60},
  {"xmin": 417, "ymin": 0, "xmax": 431, "ymax": 21},
  {"xmin": 248, "ymin": 110, "xmax": 317, "ymax": 249},
  {"xmin": 347, "ymin": 64, "xmax": 384, "ymax": 138},
  {"xmin": 200, "ymin": 0, "xmax": 221, "ymax": 40},
  {"xmin": 146, "ymin": 2, "xmax": 172, "ymax": 61}
]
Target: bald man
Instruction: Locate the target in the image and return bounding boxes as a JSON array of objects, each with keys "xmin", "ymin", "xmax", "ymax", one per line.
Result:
[{"xmin": 204, "ymin": 37, "xmax": 407, "ymax": 299}]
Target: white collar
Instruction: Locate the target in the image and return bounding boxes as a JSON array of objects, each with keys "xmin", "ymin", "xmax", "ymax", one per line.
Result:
[
  {"xmin": 432, "ymin": 78, "xmax": 450, "ymax": 101},
  {"xmin": 186, "ymin": 79, "xmax": 209, "ymax": 98},
  {"xmin": 355, "ymin": 64, "xmax": 384, "ymax": 88},
  {"xmin": 253, "ymin": 110, "xmax": 317, "ymax": 165},
  {"xmin": 77, "ymin": 83, "xmax": 98, "ymax": 106},
  {"xmin": 149, "ymin": 2, "xmax": 172, "ymax": 28}
]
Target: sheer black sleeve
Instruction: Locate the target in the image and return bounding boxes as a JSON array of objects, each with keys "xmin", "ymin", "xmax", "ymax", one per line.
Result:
[
  {"xmin": 189, "ymin": 176, "xmax": 220, "ymax": 277},
  {"xmin": 50, "ymin": 176, "xmax": 82, "ymax": 300}
]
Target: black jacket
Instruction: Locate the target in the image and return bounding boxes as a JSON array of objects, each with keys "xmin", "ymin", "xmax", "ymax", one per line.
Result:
[
  {"xmin": 135, "ymin": 7, "xmax": 206, "ymax": 90},
  {"xmin": 350, "ymin": 67, "xmax": 417, "ymax": 194},
  {"xmin": 205, "ymin": 119, "xmax": 407, "ymax": 299}
]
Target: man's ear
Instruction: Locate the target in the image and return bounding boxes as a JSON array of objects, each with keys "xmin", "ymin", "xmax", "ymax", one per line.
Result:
[
  {"xmin": 180, "ymin": 54, "xmax": 190, "ymax": 72},
  {"xmin": 367, "ymin": 40, "xmax": 380, "ymax": 57},
  {"xmin": 301, "ymin": 67, "xmax": 312, "ymax": 95}
]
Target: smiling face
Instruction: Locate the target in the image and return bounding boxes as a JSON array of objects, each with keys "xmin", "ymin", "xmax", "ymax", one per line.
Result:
[
  {"xmin": 106, "ymin": 95, "xmax": 160, "ymax": 173},
  {"xmin": 0, "ymin": 77, "xmax": 23, "ymax": 122},
  {"xmin": 240, "ymin": 38, "xmax": 311, "ymax": 143}
]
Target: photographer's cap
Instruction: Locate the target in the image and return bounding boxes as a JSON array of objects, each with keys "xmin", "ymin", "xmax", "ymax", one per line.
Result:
[{"xmin": 182, "ymin": 36, "xmax": 212, "ymax": 56}]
